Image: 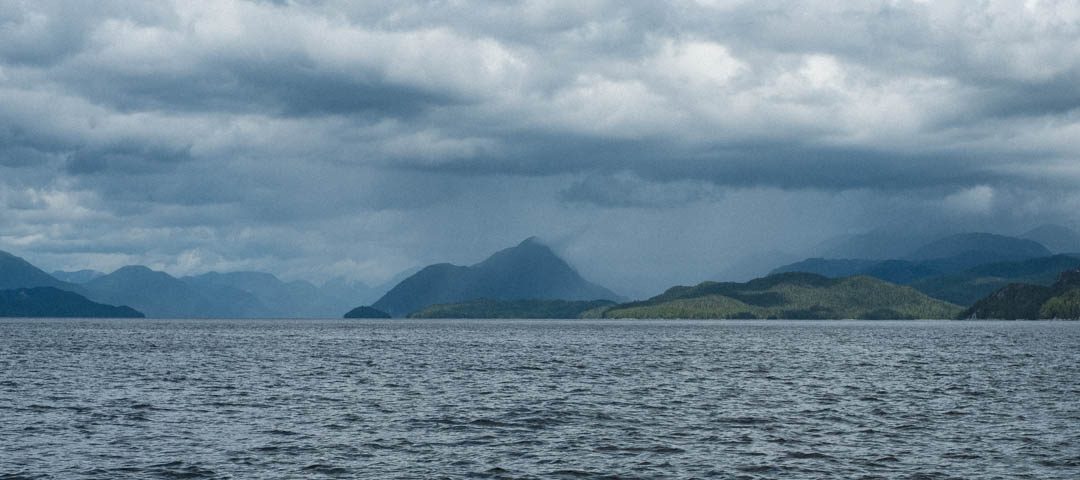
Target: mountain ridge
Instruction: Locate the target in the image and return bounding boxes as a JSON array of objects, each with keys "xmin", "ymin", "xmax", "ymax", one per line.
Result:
[
  {"xmin": 600, "ymin": 272, "xmax": 962, "ymax": 320},
  {"xmin": 0, "ymin": 287, "xmax": 144, "ymax": 318},
  {"xmin": 962, "ymin": 269, "xmax": 1080, "ymax": 319},
  {"xmin": 369, "ymin": 238, "xmax": 621, "ymax": 317}
]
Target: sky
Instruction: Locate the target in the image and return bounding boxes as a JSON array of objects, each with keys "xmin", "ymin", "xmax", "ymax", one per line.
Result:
[{"xmin": 1, "ymin": 0, "xmax": 1079, "ymax": 298}]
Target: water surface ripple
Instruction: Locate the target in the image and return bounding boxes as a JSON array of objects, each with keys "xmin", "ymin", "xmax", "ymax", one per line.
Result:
[{"xmin": 1, "ymin": 319, "xmax": 1078, "ymax": 479}]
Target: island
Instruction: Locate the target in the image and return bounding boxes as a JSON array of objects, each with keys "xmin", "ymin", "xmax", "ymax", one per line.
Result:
[
  {"xmin": 344, "ymin": 306, "xmax": 392, "ymax": 319},
  {"xmin": 0, "ymin": 287, "xmax": 144, "ymax": 318},
  {"xmin": 407, "ymin": 299, "xmax": 616, "ymax": 319}
]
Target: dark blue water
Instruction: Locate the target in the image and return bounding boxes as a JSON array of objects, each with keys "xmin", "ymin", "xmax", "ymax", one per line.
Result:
[{"xmin": 1, "ymin": 319, "xmax": 1078, "ymax": 479}]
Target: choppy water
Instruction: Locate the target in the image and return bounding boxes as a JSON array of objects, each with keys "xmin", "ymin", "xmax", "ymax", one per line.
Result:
[{"xmin": 1, "ymin": 319, "xmax": 1078, "ymax": 479}]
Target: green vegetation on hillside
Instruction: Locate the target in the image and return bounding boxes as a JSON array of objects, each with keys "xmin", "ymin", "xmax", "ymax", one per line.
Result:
[
  {"xmin": 1039, "ymin": 288, "xmax": 1080, "ymax": 319},
  {"xmin": 602, "ymin": 272, "xmax": 962, "ymax": 319},
  {"xmin": 963, "ymin": 269, "xmax": 1080, "ymax": 319},
  {"xmin": 407, "ymin": 298, "xmax": 616, "ymax": 319},
  {"xmin": 910, "ymin": 254, "xmax": 1080, "ymax": 305}
]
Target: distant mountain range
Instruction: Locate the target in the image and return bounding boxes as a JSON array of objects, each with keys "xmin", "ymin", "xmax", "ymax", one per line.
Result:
[
  {"xmin": 811, "ymin": 229, "xmax": 940, "ymax": 260},
  {"xmin": 909, "ymin": 254, "xmax": 1080, "ymax": 306},
  {"xmin": 770, "ymin": 232, "xmax": 1080, "ymax": 306},
  {"xmin": 369, "ymin": 237, "xmax": 621, "ymax": 317},
  {"xmin": 0, "ymin": 249, "xmax": 383, "ymax": 318},
  {"xmin": 51, "ymin": 269, "xmax": 104, "ymax": 284},
  {"xmin": 182, "ymin": 271, "xmax": 379, "ymax": 318},
  {"xmin": 83, "ymin": 266, "xmax": 266, "ymax": 318},
  {"xmin": 1020, "ymin": 225, "xmax": 1080, "ymax": 254},
  {"xmin": 4, "ymin": 226, "xmax": 1080, "ymax": 320}
]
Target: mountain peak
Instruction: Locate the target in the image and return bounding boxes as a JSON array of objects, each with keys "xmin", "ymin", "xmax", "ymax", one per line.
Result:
[
  {"xmin": 518, "ymin": 236, "xmax": 543, "ymax": 247},
  {"xmin": 907, "ymin": 232, "xmax": 1051, "ymax": 261},
  {"xmin": 113, "ymin": 265, "xmax": 157, "ymax": 275},
  {"xmin": 0, "ymin": 249, "xmax": 81, "ymax": 292},
  {"xmin": 369, "ymin": 239, "xmax": 619, "ymax": 316},
  {"xmin": 1021, "ymin": 224, "xmax": 1080, "ymax": 254}
]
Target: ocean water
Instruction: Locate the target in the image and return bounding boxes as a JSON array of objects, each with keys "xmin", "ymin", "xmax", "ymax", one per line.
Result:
[{"xmin": 1, "ymin": 319, "xmax": 1078, "ymax": 479}]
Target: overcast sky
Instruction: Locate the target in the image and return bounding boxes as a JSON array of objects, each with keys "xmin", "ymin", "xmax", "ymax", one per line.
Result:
[{"xmin": 1, "ymin": 0, "xmax": 1079, "ymax": 297}]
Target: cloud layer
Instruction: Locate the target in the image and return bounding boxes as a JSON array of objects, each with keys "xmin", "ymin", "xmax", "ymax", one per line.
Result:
[{"xmin": 1, "ymin": 0, "xmax": 1078, "ymax": 297}]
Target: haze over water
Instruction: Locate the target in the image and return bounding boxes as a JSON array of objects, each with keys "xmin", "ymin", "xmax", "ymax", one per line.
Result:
[{"xmin": 1, "ymin": 319, "xmax": 1077, "ymax": 478}]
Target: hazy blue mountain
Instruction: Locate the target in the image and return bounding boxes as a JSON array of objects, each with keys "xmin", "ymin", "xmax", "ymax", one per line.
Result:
[
  {"xmin": 788, "ymin": 233, "xmax": 1054, "ymax": 284},
  {"xmin": 775, "ymin": 252, "xmax": 1080, "ymax": 306},
  {"xmin": 857, "ymin": 260, "xmax": 943, "ymax": 285},
  {"xmin": 85, "ymin": 266, "xmax": 267, "ymax": 318},
  {"xmin": 601, "ymin": 272, "xmax": 961, "ymax": 320},
  {"xmin": 771, "ymin": 258, "xmax": 880, "ymax": 278},
  {"xmin": 370, "ymin": 237, "xmax": 621, "ymax": 317},
  {"xmin": 910, "ymin": 254, "xmax": 1080, "ymax": 306},
  {"xmin": 0, "ymin": 287, "xmax": 143, "ymax": 318},
  {"xmin": 771, "ymin": 258, "xmax": 944, "ymax": 284},
  {"xmin": 319, "ymin": 277, "xmax": 382, "ymax": 316},
  {"xmin": 962, "ymin": 254, "xmax": 1080, "ymax": 279},
  {"xmin": 813, "ymin": 230, "xmax": 938, "ymax": 260},
  {"xmin": 0, "ymin": 250, "xmax": 82, "ymax": 292},
  {"xmin": 184, "ymin": 271, "xmax": 382, "ymax": 317},
  {"xmin": 51, "ymin": 269, "xmax": 105, "ymax": 284},
  {"xmin": 1021, "ymin": 224, "xmax": 1080, "ymax": 254},
  {"xmin": 713, "ymin": 250, "xmax": 801, "ymax": 282},
  {"xmin": 343, "ymin": 306, "xmax": 391, "ymax": 319},
  {"xmin": 184, "ymin": 271, "xmax": 317, "ymax": 317},
  {"xmin": 962, "ymin": 269, "xmax": 1080, "ymax": 319},
  {"xmin": 905, "ymin": 233, "xmax": 1051, "ymax": 263}
]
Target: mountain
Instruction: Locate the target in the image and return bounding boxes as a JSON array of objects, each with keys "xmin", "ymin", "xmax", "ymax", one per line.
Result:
[
  {"xmin": 771, "ymin": 257, "xmax": 945, "ymax": 285},
  {"xmin": 771, "ymin": 258, "xmax": 880, "ymax": 278},
  {"xmin": 713, "ymin": 250, "xmax": 801, "ymax": 282},
  {"xmin": 910, "ymin": 254, "xmax": 1080, "ymax": 306},
  {"xmin": 600, "ymin": 272, "xmax": 962, "ymax": 320},
  {"xmin": 370, "ymin": 237, "xmax": 621, "ymax": 317},
  {"xmin": 962, "ymin": 269, "xmax": 1080, "ymax": 319},
  {"xmin": 407, "ymin": 299, "xmax": 617, "ymax": 319},
  {"xmin": 318, "ymin": 277, "xmax": 382, "ymax": 316},
  {"xmin": 0, "ymin": 250, "xmax": 82, "ymax": 292},
  {"xmin": 775, "ymin": 233, "xmax": 1052, "ymax": 282},
  {"xmin": 858, "ymin": 260, "xmax": 944, "ymax": 285},
  {"xmin": 343, "ymin": 306, "xmax": 391, "ymax": 319},
  {"xmin": 1021, "ymin": 224, "xmax": 1080, "ymax": 254},
  {"xmin": 184, "ymin": 271, "xmax": 318, "ymax": 317},
  {"xmin": 905, "ymin": 233, "xmax": 1051, "ymax": 264},
  {"xmin": 84, "ymin": 266, "xmax": 267, "ymax": 318},
  {"xmin": 775, "ymin": 253, "xmax": 1080, "ymax": 306},
  {"xmin": 184, "ymin": 271, "xmax": 385, "ymax": 318},
  {"xmin": 50, "ymin": 269, "xmax": 105, "ymax": 284},
  {"xmin": 0, "ymin": 287, "xmax": 143, "ymax": 318},
  {"xmin": 813, "ymin": 230, "xmax": 938, "ymax": 260}
]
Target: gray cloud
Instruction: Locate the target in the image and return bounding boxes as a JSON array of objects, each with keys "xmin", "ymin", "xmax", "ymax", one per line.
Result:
[
  {"xmin": 0, "ymin": 0, "xmax": 1078, "ymax": 296},
  {"xmin": 561, "ymin": 171, "xmax": 723, "ymax": 208}
]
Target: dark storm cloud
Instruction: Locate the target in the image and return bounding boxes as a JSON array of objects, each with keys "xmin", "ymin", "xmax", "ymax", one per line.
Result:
[
  {"xmin": 561, "ymin": 171, "xmax": 722, "ymax": 209},
  {"xmin": 0, "ymin": 0, "xmax": 1078, "ymax": 291},
  {"xmin": 59, "ymin": 43, "xmax": 461, "ymax": 117},
  {"xmin": 65, "ymin": 142, "xmax": 193, "ymax": 175}
]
